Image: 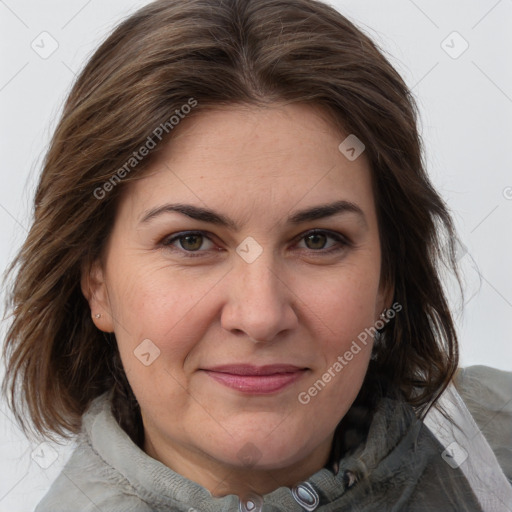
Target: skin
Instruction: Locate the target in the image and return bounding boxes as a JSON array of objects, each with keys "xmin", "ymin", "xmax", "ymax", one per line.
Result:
[{"xmin": 82, "ymin": 102, "xmax": 392, "ymax": 498}]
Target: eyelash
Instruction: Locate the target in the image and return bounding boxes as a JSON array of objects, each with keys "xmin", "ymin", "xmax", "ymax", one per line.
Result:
[{"xmin": 160, "ymin": 229, "xmax": 351, "ymax": 258}]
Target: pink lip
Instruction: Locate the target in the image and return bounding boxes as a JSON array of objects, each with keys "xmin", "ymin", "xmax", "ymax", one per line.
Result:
[{"xmin": 202, "ymin": 364, "xmax": 308, "ymax": 394}]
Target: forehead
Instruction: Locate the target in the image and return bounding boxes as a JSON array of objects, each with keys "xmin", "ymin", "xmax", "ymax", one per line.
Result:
[{"xmin": 118, "ymin": 103, "xmax": 375, "ymax": 223}]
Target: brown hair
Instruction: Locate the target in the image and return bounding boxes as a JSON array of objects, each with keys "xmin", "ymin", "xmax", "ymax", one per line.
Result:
[{"xmin": 2, "ymin": 0, "xmax": 462, "ymax": 443}]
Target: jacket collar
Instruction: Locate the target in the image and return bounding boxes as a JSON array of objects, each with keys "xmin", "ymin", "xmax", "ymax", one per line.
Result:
[{"xmin": 81, "ymin": 379, "xmax": 433, "ymax": 511}]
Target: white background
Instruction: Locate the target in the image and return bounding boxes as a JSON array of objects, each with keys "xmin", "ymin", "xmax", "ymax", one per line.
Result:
[{"xmin": 1, "ymin": 0, "xmax": 511, "ymax": 510}]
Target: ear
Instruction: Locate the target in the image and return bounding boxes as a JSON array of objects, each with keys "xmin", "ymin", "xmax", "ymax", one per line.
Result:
[
  {"xmin": 81, "ymin": 259, "xmax": 115, "ymax": 333},
  {"xmin": 375, "ymin": 279, "xmax": 395, "ymax": 320}
]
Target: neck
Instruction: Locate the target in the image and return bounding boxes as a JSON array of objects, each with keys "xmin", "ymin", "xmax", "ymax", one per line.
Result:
[{"xmin": 143, "ymin": 432, "xmax": 334, "ymax": 497}]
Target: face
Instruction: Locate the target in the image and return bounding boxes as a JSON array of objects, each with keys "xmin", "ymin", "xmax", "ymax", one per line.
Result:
[{"xmin": 84, "ymin": 103, "xmax": 391, "ymax": 493}]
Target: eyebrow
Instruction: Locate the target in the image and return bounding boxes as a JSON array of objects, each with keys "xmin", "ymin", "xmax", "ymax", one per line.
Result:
[{"xmin": 139, "ymin": 200, "xmax": 367, "ymax": 230}]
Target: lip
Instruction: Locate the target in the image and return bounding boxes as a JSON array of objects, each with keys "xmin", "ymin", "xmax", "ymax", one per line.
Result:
[{"xmin": 201, "ymin": 364, "xmax": 308, "ymax": 394}]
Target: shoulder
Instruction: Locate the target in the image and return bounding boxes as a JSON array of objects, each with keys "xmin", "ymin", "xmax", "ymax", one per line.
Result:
[
  {"xmin": 454, "ymin": 364, "xmax": 512, "ymax": 397},
  {"xmin": 453, "ymin": 364, "xmax": 512, "ymax": 484},
  {"xmin": 34, "ymin": 441, "xmax": 153, "ymax": 512},
  {"xmin": 34, "ymin": 394, "xmax": 154, "ymax": 512}
]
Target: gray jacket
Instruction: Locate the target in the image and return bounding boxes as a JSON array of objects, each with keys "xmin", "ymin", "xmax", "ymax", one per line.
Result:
[{"xmin": 35, "ymin": 365, "xmax": 512, "ymax": 511}]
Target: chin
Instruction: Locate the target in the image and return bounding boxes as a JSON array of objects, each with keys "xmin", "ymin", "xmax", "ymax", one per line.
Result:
[{"xmin": 209, "ymin": 432, "xmax": 312, "ymax": 470}]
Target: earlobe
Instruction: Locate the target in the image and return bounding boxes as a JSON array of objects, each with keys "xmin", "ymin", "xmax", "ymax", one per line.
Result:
[
  {"xmin": 376, "ymin": 281, "xmax": 395, "ymax": 322},
  {"xmin": 81, "ymin": 260, "xmax": 115, "ymax": 333}
]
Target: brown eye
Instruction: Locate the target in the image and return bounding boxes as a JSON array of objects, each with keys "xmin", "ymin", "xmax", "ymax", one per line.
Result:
[
  {"xmin": 296, "ymin": 230, "xmax": 350, "ymax": 254},
  {"xmin": 304, "ymin": 232, "xmax": 328, "ymax": 250},
  {"xmin": 162, "ymin": 231, "xmax": 215, "ymax": 254},
  {"xmin": 179, "ymin": 234, "xmax": 203, "ymax": 251}
]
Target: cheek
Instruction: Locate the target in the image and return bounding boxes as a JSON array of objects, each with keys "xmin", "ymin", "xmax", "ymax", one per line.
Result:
[
  {"xmin": 295, "ymin": 273, "xmax": 377, "ymax": 429},
  {"xmin": 297, "ymin": 263, "xmax": 381, "ymax": 341},
  {"xmin": 107, "ymin": 261, "xmax": 218, "ymax": 374},
  {"xmin": 109, "ymin": 270, "xmax": 200, "ymax": 412},
  {"xmin": 292, "ymin": 261, "xmax": 380, "ymax": 408}
]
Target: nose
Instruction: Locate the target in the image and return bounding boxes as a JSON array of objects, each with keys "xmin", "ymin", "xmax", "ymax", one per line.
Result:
[{"xmin": 220, "ymin": 252, "xmax": 299, "ymax": 343}]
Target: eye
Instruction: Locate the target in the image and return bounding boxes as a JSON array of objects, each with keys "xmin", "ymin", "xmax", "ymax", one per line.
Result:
[
  {"xmin": 160, "ymin": 229, "xmax": 350, "ymax": 258},
  {"xmin": 162, "ymin": 231, "xmax": 216, "ymax": 254},
  {"xmin": 296, "ymin": 230, "xmax": 350, "ymax": 253}
]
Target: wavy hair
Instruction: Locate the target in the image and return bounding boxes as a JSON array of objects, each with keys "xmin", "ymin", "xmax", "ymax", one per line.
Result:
[{"xmin": 2, "ymin": 0, "xmax": 462, "ymax": 443}]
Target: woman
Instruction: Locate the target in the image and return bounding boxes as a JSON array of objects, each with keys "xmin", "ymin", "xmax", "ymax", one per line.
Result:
[{"xmin": 2, "ymin": 0, "xmax": 511, "ymax": 510}]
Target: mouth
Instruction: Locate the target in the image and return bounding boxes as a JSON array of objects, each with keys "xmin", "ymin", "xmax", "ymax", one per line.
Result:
[{"xmin": 200, "ymin": 364, "xmax": 309, "ymax": 394}]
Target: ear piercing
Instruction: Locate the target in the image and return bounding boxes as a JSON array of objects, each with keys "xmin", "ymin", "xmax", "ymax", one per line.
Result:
[{"xmin": 94, "ymin": 313, "xmax": 101, "ymax": 319}]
